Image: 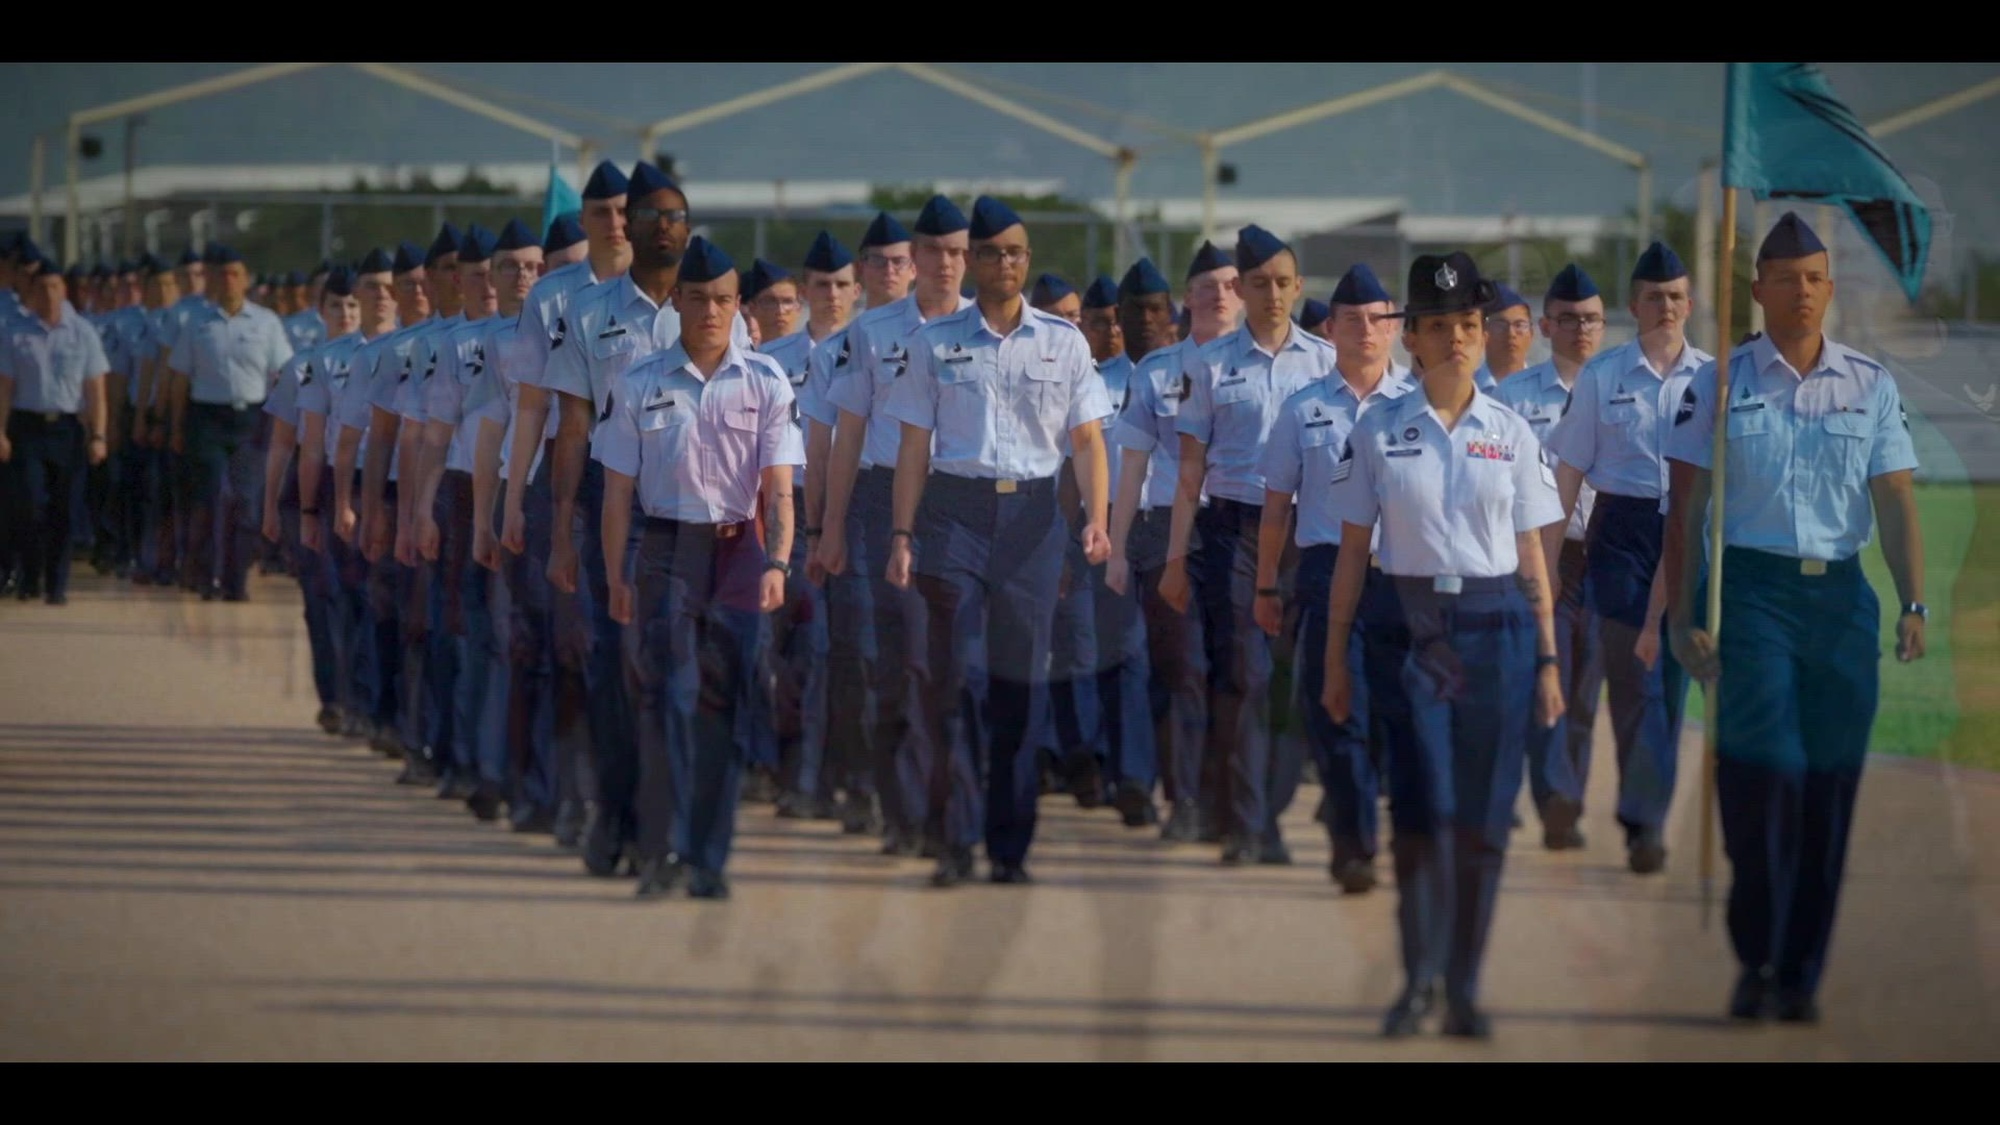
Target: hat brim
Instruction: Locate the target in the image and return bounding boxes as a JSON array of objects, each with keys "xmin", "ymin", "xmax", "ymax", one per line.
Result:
[{"xmin": 1386, "ymin": 279, "xmax": 1499, "ymax": 319}]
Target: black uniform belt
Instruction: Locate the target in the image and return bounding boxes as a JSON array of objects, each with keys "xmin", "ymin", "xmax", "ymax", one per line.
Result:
[
  {"xmin": 191, "ymin": 400, "xmax": 261, "ymax": 413},
  {"xmin": 1723, "ymin": 546, "xmax": 1856, "ymax": 579},
  {"xmin": 11, "ymin": 408, "xmax": 76, "ymax": 425},
  {"xmin": 928, "ymin": 472, "xmax": 1055, "ymax": 497},
  {"xmin": 645, "ymin": 516, "xmax": 751, "ymax": 539},
  {"xmin": 1205, "ymin": 496, "xmax": 1262, "ymax": 519}
]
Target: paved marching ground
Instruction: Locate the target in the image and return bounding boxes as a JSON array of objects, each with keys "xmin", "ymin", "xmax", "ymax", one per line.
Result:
[{"xmin": 2, "ymin": 572, "xmax": 1995, "ymax": 1061}]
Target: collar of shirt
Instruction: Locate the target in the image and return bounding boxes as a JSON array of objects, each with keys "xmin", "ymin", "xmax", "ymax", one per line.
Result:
[
  {"xmin": 1751, "ymin": 332, "xmax": 1848, "ymax": 382},
  {"xmin": 1392, "ymin": 381, "xmax": 1507, "ymax": 436},
  {"xmin": 1228, "ymin": 321, "xmax": 1314, "ymax": 362},
  {"xmin": 1327, "ymin": 365, "xmax": 1411, "ymax": 406},
  {"xmin": 18, "ymin": 300, "xmax": 85, "ymax": 335},
  {"xmin": 657, "ymin": 339, "xmax": 753, "ymax": 384},
  {"xmin": 964, "ymin": 301, "xmax": 1049, "ymax": 343},
  {"xmin": 1615, "ymin": 336, "xmax": 1705, "ymax": 383}
]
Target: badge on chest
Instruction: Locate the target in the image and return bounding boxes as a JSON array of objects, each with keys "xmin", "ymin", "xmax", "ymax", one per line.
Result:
[{"xmin": 1465, "ymin": 437, "xmax": 1515, "ymax": 461}]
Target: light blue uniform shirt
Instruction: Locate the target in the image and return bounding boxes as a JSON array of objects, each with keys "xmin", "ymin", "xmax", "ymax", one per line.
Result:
[
  {"xmin": 762, "ymin": 324, "xmax": 841, "ymax": 441},
  {"xmin": 284, "ymin": 309, "xmax": 326, "ymax": 355},
  {"xmin": 1260, "ymin": 368, "xmax": 1415, "ymax": 548},
  {"xmin": 1661, "ymin": 334, "xmax": 1918, "ymax": 563},
  {"xmin": 351, "ymin": 319, "xmax": 430, "ymax": 483},
  {"xmin": 1493, "ymin": 360, "xmax": 1593, "ymax": 542},
  {"xmin": 295, "ymin": 331, "xmax": 369, "ymax": 467},
  {"xmin": 1473, "ymin": 363, "xmax": 1500, "ymax": 392},
  {"xmin": 515, "ymin": 261, "xmax": 608, "ymax": 390},
  {"xmin": 470, "ymin": 315, "xmax": 550, "ymax": 486},
  {"xmin": 1092, "ymin": 353, "xmax": 1136, "ymax": 502},
  {"xmin": 541, "ymin": 275, "xmax": 680, "ymax": 441},
  {"xmin": 398, "ymin": 313, "xmax": 464, "ymax": 424},
  {"xmin": 1111, "ymin": 337, "xmax": 1204, "ymax": 511},
  {"xmin": 826, "ymin": 292, "xmax": 974, "ymax": 470},
  {"xmin": 426, "ymin": 315, "xmax": 492, "ymax": 474},
  {"xmin": 169, "ymin": 300, "xmax": 292, "ymax": 407},
  {"xmin": 795, "ymin": 326, "xmax": 850, "ymax": 430},
  {"xmin": 591, "ymin": 341, "xmax": 804, "ymax": 523},
  {"xmin": 1328, "ymin": 389, "xmax": 1565, "ymax": 578},
  {"xmin": 883, "ymin": 302, "xmax": 1112, "ymax": 483},
  {"xmin": 1545, "ymin": 337, "xmax": 1712, "ymax": 505},
  {"xmin": 262, "ymin": 346, "xmax": 311, "ymax": 429},
  {"xmin": 158, "ymin": 293, "xmax": 211, "ymax": 363},
  {"xmin": 1176, "ymin": 324, "xmax": 1339, "ymax": 506},
  {"xmin": 0, "ymin": 302, "xmax": 110, "ymax": 413}
]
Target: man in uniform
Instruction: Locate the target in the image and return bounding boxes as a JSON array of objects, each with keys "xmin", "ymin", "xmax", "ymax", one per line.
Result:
[
  {"xmin": 1258, "ymin": 262, "xmax": 1413, "ymax": 892},
  {"xmin": 815, "ymin": 194, "xmax": 974, "ymax": 858},
  {"xmin": 881, "ymin": 196, "xmax": 1113, "ymax": 886},
  {"xmin": 1029, "ymin": 270, "xmax": 1091, "ymax": 796},
  {"xmin": 1493, "ymin": 263, "xmax": 1606, "ymax": 849},
  {"xmin": 760, "ymin": 230, "xmax": 857, "ymax": 820},
  {"xmin": 501, "ymin": 162, "xmax": 632, "ymax": 850},
  {"xmin": 598, "ymin": 236, "xmax": 802, "ymax": 900},
  {"xmin": 146, "ymin": 247, "xmax": 209, "ymax": 591},
  {"xmin": 1665, "ymin": 211, "xmax": 1928, "ymax": 1024},
  {"xmin": 1545, "ymin": 244, "xmax": 1710, "ymax": 874},
  {"xmin": 262, "ymin": 267, "xmax": 360, "ymax": 732},
  {"xmin": 1484, "ymin": 285, "xmax": 1534, "ymax": 383},
  {"xmin": 1106, "ymin": 245, "xmax": 1236, "ymax": 841},
  {"xmin": 284, "ymin": 272, "xmax": 325, "ymax": 354},
  {"xmin": 744, "ymin": 259, "xmax": 803, "ymax": 346},
  {"xmin": 1325, "ymin": 251, "xmax": 1567, "ymax": 1039},
  {"xmin": 1161, "ymin": 224, "xmax": 1337, "ymax": 865},
  {"xmin": 166, "ymin": 244, "xmax": 293, "ymax": 602},
  {"xmin": 855, "ymin": 212, "xmax": 914, "ymax": 314},
  {"xmin": 1299, "ymin": 297, "xmax": 1333, "ymax": 344},
  {"xmin": 0, "ymin": 251, "xmax": 110, "ymax": 605}
]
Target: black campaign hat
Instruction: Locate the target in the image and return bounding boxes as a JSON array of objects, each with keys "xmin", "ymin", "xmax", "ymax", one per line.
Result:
[{"xmin": 1389, "ymin": 251, "xmax": 1497, "ymax": 320}]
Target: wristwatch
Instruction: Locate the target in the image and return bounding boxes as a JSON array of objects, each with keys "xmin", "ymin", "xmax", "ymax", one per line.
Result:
[
  {"xmin": 1902, "ymin": 602, "xmax": 1928, "ymax": 620},
  {"xmin": 767, "ymin": 559, "xmax": 792, "ymax": 576},
  {"xmin": 1536, "ymin": 654, "xmax": 1560, "ymax": 670}
]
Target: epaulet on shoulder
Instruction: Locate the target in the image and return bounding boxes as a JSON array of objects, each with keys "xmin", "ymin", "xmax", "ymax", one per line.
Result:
[{"xmin": 1027, "ymin": 304, "xmax": 1085, "ymax": 339}]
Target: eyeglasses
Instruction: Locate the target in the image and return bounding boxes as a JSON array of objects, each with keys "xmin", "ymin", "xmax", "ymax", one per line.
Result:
[
  {"xmin": 864, "ymin": 253, "xmax": 913, "ymax": 271},
  {"xmin": 496, "ymin": 260, "xmax": 541, "ymax": 277},
  {"xmin": 1488, "ymin": 317, "xmax": 1535, "ymax": 334},
  {"xmin": 628, "ymin": 206, "xmax": 688, "ymax": 225},
  {"xmin": 755, "ymin": 295, "xmax": 802, "ymax": 312},
  {"xmin": 1554, "ymin": 314, "xmax": 1606, "ymax": 331},
  {"xmin": 973, "ymin": 246, "xmax": 1028, "ymax": 265}
]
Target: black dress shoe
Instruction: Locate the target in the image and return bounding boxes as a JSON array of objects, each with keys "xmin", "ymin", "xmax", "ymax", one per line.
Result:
[
  {"xmin": 395, "ymin": 753, "xmax": 438, "ymax": 785},
  {"xmin": 1256, "ymin": 836, "xmax": 1293, "ymax": 865},
  {"xmin": 989, "ymin": 862, "xmax": 1033, "ymax": 885},
  {"xmin": 44, "ymin": 591, "xmax": 68, "ymax": 606},
  {"xmin": 634, "ymin": 856, "xmax": 686, "ymax": 899},
  {"xmin": 1219, "ymin": 837, "xmax": 1257, "ymax": 865},
  {"xmin": 465, "ymin": 783, "xmax": 504, "ymax": 822},
  {"xmin": 879, "ymin": 827, "xmax": 922, "ymax": 857},
  {"xmin": 511, "ymin": 803, "xmax": 555, "ymax": 834},
  {"xmin": 551, "ymin": 799, "xmax": 584, "ymax": 848},
  {"xmin": 1331, "ymin": 858, "xmax": 1378, "ymax": 894},
  {"xmin": 1063, "ymin": 752, "xmax": 1105, "ymax": 809},
  {"xmin": 840, "ymin": 794, "xmax": 884, "ymax": 836},
  {"xmin": 687, "ymin": 868, "xmax": 731, "ymax": 899},
  {"xmin": 582, "ymin": 807, "xmax": 626, "ymax": 877},
  {"xmin": 1729, "ymin": 968, "xmax": 1774, "ymax": 1021},
  {"xmin": 1774, "ymin": 988, "xmax": 1820, "ymax": 1024},
  {"xmin": 1160, "ymin": 801, "xmax": 1200, "ymax": 843},
  {"xmin": 1113, "ymin": 783, "xmax": 1159, "ymax": 828},
  {"xmin": 1382, "ymin": 983, "xmax": 1437, "ymax": 1038},
  {"xmin": 316, "ymin": 706, "xmax": 343, "ymax": 735},
  {"xmin": 930, "ymin": 846, "xmax": 975, "ymax": 887},
  {"xmin": 1441, "ymin": 1003, "xmax": 1493, "ymax": 1039},
  {"xmin": 1540, "ymin": 795, "xmax": 1583, "ymax": 850},
  {"xmin": 1628, "ymin": 832, "xmax": 1667, "ymax": 875}
]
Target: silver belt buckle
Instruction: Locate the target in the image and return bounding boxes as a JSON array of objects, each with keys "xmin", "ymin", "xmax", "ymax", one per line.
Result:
[
  {"xmin": 996, "ymin": 479, "xmax": 1018, "ymax": 494},
  {"xmin": 42, "ymin": 411, "xmax": 61, "ymax": 423},
  {"xmin": 1433, "ymin": 575, "xmax": 1463, "ymax": 595},
  {"xmin": 1801, "ymin": 559, "xmax": 1827, "ymax": 576}
]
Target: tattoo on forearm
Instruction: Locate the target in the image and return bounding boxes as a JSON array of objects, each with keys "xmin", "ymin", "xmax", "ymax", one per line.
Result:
[{"xmin": 1517, "ymin": 575, "xmax": 1545, "ymax": 606}]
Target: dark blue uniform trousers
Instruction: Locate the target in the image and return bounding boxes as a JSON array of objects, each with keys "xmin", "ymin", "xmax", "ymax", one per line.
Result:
[
  {"xmin": 1292, "ymin": 546, "xmax": 1412, "ymax": 867},
  {"xmin": 282, "ymin": 464, "xmax": 340, "ymax": 710},
  {"xmin": 1081, "ymin": 546, "xmax": 1157, "ymax": 799},
  {"xmin": 180, "ymin": 402, "xmax": 263, "ymax": 598},
  {"xmin": 1192, "ymin": 498, "xmax": 1280, "ymax": 846},
  {"xmin": 437, "ymin": 470, "xmax": 509, "ymax": 786},
  {"xmin": 1127, "ymin": 507, "xmax": 1209, "ymax": 815},
  {"xmin": 630, "ymin": 516, "xmax": 766, "ymax": 873},
  {"xmin": 498, "ymin": 457, "xmax": 574, "ymax": 816},
  {"xmin": 1585, "ymin": 494, "xmax": 1688, "ymax": 839},
  {"xmin": 1046, "ymin": 528, "xmax": 1099, "ymax": 775},
  {"xmin": 912, "ymin": 472, "xmax": 1064, "ymax": 865},
  {"xmin": 578, "ymin": 457, "xmax": 644, "ymax": 838},
  {"xmin": 767, "ymin": 489, "xmax": 830, "ymax": 806},
  {"xmin": 835, "ymin": 466, "xmax": 933, "ymax": 845},
  {"xmin": 366, "ymin": 485, "xmax": 406, "ymax": 742},
  {"xmin": 1388, "ymin": 578, "xmax": 1536, "ymax": 1012},
  {"xmin": 5, "ymin": 412, "xmax": 84, "ymax": 599},
  {"xmin": 324, "ymin": 472, "xmax": 379, "ymax": 733},
  {"xmin": 1707, "ymin": 547, "xmax": 1876, "ymax": 1001},
  {"xmin": 1527, "ymin": 538, "xmax": 1596, "ymax": 814}
]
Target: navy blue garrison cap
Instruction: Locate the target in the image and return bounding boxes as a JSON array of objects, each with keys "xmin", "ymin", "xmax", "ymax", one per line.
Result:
[
  {"xmin": 1331, "ymin": 262, "xmax": 1392, "ymax": 306},
  {"xmin": 1233, "ymin": 224, "xmax": 1288, "ymax": 272},
  {"xmin": 582, "ymin": 160, "xmax": 629, "ymax": 201},
  {"xmin": 1758, "ymin": 211, "xmax": 1826, "ymax": 261},
  {"xmin": 914, "ymin": 195, "xmax": 968, "ymax": 237},
  {"xmin": 205, "ymin": 244, "xmax": 244, "ymax": 266},
  {"xmin": 1, "ymin": 231, "xmax": 21, "ymax": 257},
  {"xmin": 1298, "ymin": 298, "xmax": 1331, "ymax": 330},
  {"xmin": 282, "ymin": 270, "xmax": 305, "ymax": 287},
  {"xmin": 1544, "ymin": 264, "xmax": 1598, "ymax": 304},
  {"xmin": 1631, "ymin": 240, "xmax": 1687, "ymax": 283},
  {"xmin": 1187, "ymin": 239, "xmax": 1231, "ymax": 279},
  {"xmin": 392, "ymin": 241, "xmax": 426, "ymax": 275},
  {"xmin": 743, "ymin": 259, "xmax": 790, "ymax": 303},
  {"xmin": 89, "ymin": 263, "xmax": 112, "ymax": 280},
  {"xmin": 677, "ymin": 237, "xmax": 735, "ymax": 284},
  {"xmin": 65, "ymin": 263, "xmax": 85, "ymax": 280},
  {"xmin": 494, "ymin": 218, "xmax": 537, "ymax": 253},
  {"xmin": 456, "ymin": 224, "xmax": 497, "ymax": 265},
  {"xmin": 426, "ymin": 223, "xmax": 462, "ymax": 266},
  {"xmin": 860, "ymin": 211, "xmax": 911, "ymax": 250},
  {"xmin": 178, "ymin": 247, "xmax": 202, "ymax": 267},
  {"xmin": 969, "ymin": 196, "xmax": 1023, "ymax": 241},
  {"xmin": 1082, "ymin": 275, "xmax": 1119, "ymax": 310},
  {"xmin": 137, "ymin": 253, "xmax": 164, "ymax": 275},
  {"xmin": 1030, "ymin": 273, "xmax": 1075, "ymax": 307},
  {"xmin": 1393, "ymin": 251, "xmax": 1497, "ymax": 318},
  {"xmin": 1119, "ymin": 257, "xmax": 1171, "ymax": 298},
  {"xmin": 627, "ymin": 161, "xmax": 679, "ymax": 201},
  {"xmin": 803, "ymin": 231, "xmax": 853, "ymax": 273},
  {"xmin": 314, "ymin": 259, "xmax": 334, "ymax": 277},
  {"xmin": 321, "ymin": 267, "xmax": 356, "ymax": 298},
  {"xmin": 357, "ymin": 247, "xmax": 396, "ymax": 275},
  {"xmin": 1487, "ymin": 284, "xmax": 1529, "ymax": 314},
  {"xmin": 542, "ymin": 215, "xmax": 584, "ymax": 254}
]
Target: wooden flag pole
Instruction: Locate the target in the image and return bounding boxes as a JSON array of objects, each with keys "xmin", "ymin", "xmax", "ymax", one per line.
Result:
[{"xmin": 1699, "ymin": 185, "xmax": 1739, "ymax": 930}]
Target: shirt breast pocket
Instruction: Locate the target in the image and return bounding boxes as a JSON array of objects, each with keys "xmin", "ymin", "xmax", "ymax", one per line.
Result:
[
  {"xmin": 1300, "ymin": 421, "xmax": 1342, "ymax": 475},
  {"xmin": 1025, "ymin": 361, "xmax": 1067, "ymax": 428},
  {"xmin": 592, "ymin": 331, "xmax": 638, "ymax": 373},
  {"xmin": 1604, "ymin": 398, "xmax": 1645, "ymax": 430},
  {"xmin": 1819, "ymin": 410, "xmax": 1872, "ymax": 477}
]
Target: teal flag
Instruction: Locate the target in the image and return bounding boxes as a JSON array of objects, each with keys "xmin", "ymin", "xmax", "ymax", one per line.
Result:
[
  {"xmin": 542, "ymin": 163, "xmax": 581, "ymax": 240},
  {"xmin": 1723, "ymin": 62, "xmax": 1933, "ymax": 302}
]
